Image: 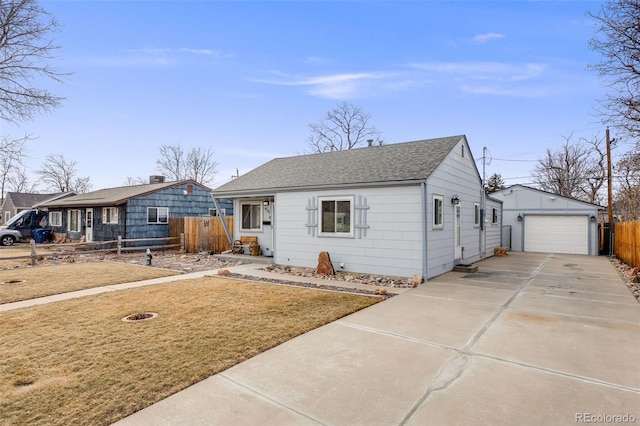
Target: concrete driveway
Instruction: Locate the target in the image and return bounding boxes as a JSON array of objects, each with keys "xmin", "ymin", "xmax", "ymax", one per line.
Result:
[{"xmin": 114, "ymin": 252, "xmax": 640, "ymax": 426}]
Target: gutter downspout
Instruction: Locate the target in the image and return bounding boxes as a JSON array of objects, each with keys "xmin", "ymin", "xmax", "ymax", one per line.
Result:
[
  {"xmin": 422, "ymin": 181, "xmax": 429, "ymax": 282},
  {"xmin": 211, "ymin": 194, "xmax": 233, "ymax": 246}
]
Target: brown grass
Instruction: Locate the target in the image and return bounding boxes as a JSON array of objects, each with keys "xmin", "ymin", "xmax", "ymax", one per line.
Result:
[
  {"xmin": 0, "ymin": 262, "xmax": 179, "ymax": 304},
  {"xmin": 0, "ymin": 277, "xmax": 379, "ymax": 425}
]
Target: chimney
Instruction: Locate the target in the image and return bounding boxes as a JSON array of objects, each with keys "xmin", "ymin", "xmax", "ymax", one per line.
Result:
[
  {"xmin": 367, "ymin": 139, "xmax": 373, "ymax": 147},
  {"xmin": 149, "ymin": 175, "xmax": 165, "ymax": 184}
]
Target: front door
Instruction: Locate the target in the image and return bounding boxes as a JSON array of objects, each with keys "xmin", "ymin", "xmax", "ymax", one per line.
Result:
[
  {"xmin": 262, "ymin": 200, "xmax": 274, "ymax": 256},
  {"xmin": 454, "ymin": 204, "xmax": 462, "ymax": 259},
  {"xmin": 85, "ymin": 208, "xmax": 93, "ymax": 242}
]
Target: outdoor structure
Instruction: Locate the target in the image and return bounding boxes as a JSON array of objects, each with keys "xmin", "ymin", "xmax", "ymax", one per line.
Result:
[
  {"xmin": 213, "ymin": 135, "xmax": 502, "ymax": 280},
  {"xmin": 1, "ymin": 192, "xmax": 75, "ymax": 224},
  {"xmin": 40, "ymin": 179, "xmax": 215, "ymax": 243},
  {"xmin": 496, "ymin": 184, "xmax": 603, "ymax": 255}
]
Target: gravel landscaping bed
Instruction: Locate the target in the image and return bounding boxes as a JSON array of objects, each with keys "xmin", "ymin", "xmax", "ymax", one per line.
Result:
[{"xmin": 610, "ymin": 257, "xmax": 640, "ymax": 303}]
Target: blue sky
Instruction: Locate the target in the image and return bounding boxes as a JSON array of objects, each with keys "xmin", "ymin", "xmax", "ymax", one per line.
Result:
[{"xmin": 1, "ymin": 0, "xmax": 620, "ymax": 191}]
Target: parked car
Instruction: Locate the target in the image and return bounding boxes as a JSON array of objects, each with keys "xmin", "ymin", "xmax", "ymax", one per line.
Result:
[
  {"xmin": 2, "ymin": 209, "xmax": 50, "ymax": 239},
  {"xmin": 0, "ymin": 228, "xmax": 21, "ymax": 246}
]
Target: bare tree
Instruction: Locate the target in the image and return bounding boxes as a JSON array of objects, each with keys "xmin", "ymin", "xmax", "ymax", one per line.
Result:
[
  {"xmin": 123, "ymin": 176, "xmax": 147, "ymax": 186},
  {"xmin": 614, "ymin": 143, "xmax": 640, "ymax": 220},
  {"xmin": 0, "ymin": 0, "xmax": 66, "ymax": 124},
  {"xmin": 7, "ymin": 166, "xmax": 38, "ymax": 193},
  {"xmin": 485, "ymin": 173, "xmax": 506, "ymax": 193},
  {"xmin": 186, "ymin": 146, "xmax": 218, "ymax": 185},
  {"xmin": 307, "ymin": 102, "xmax": 382, "ymax": 153},
  {"xmin": 532, "ymin": 133, "xmax": 608, "ymax": 203},
  {"xmin": 0, "ymin": 134, "xmax": 30, "ymax": 199},
  {"xmin": 156, "ymin": 144, "xmax": 184, "ymax": 182},
  {"xmin": 156, "ymin": 144, "xmax": 218, "ymax": 185},
  {"xmin": 36, "ymin": 153, "xmax": 91, "ymax": 193}
]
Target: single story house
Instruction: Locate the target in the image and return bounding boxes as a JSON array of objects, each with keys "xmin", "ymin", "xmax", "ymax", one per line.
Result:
[
  {"xmin": 496, "ymin": 184, "xmax": 603, "ymax": 255},
  {"xmin": 40, "ymin": 178, "xmax": 216, "ymax": 243},
  {"xmin": 213, "ymin": 135, "xmax": 503, "ymax": 280},
  {"xmin": 1, "ymin": 192, "xmax": 75, "ymax": 224}
]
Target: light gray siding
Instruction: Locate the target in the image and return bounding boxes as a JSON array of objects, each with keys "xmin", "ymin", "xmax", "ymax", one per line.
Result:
[
  {"xmin": 426, "ymin": 139, "xmax": 482, "ymax": 277},
  {"xmin": 497, "ymin": 185, "xmax": 602, "ymax": 255},
  {"xmin": 485, "ymin": 197, "xmax": 503, "ymax": 254},
  {"xmin": 274, "ymin": 185, "xmax": 424, "ymax": 278}
]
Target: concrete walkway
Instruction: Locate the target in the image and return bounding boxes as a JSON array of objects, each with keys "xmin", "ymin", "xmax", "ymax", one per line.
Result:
[{"xmin": 108, "ymin": 252, "xmax": 640, "ymax": 426}]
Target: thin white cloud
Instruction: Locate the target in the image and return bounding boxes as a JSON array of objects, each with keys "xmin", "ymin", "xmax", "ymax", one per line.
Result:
[
  {"xmin": 461, "ymin": 84, "xmax": 548, "ymax": 98},
  {"xmin": 409, "ymin": 60, "xmax": 550, "ymax": 97},
  {"xmin": 410, "ymin": 61, "xmax": 547, "ymax": 82},
  {"xmin": 127, "ymin": 47, "xmax": 229, "ymax": 57},
  {"xmin": 472, "ymin": 32, "xmax": 506, "ymax": 44},
  {"xmin": 251, "ymin": 71, "xmax": 407, "ymax": 99},
  {"xmin": 87, "ymin": 47, "xmax": 231, "ymax": 68}
]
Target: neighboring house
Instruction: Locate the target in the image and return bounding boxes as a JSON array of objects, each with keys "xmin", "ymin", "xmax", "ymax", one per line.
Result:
[
  {"xmin": 495, "ymin": 184, "xmax": 603, "ymax": 255},
  {"xmin": 1, "ymin": 192, "xmax": 75, "ymax": 224},
  {"xmin": 213, "ymin": 135, "xmax": 499, "ymax": 280},
  {"xmin": 40, "ymin": 179, "xmax": 215, "ymax": 243}
]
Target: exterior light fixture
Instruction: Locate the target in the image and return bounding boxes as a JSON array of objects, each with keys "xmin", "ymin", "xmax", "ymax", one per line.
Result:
[
  {"xmin": 517, "ymin": 214, "xmax": 523, "ymax": 222},
  {"xmin": 451, "ymin": 195, "xmax": 460, "ymax": 205},
  {"xmin": 590, "ymin": 214, "xmax": 597, "ymax": 222},
  {"xmin": 263, "ymin": 200, "xmax": 270, "ymax": 206}
]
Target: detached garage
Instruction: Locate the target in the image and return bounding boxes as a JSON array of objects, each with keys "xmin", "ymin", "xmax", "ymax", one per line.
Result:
[{"xmin": 497, "ymin": 185, "xmax": 603, "ymax": 256}]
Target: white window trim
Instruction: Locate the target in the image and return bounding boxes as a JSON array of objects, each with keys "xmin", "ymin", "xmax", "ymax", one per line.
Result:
[
  {"xmin": 49, "ymin": 211, "xmax": 62, "ymax": 227},
  {"xmin": 492, "ymin": 207, "xmax": 498, "ymax": 225},
  {"xmin": 102, "ymin": 207, "xmax": 119, "ymax": 224},
  {"xmin": 147, "ymin": 207, "xmax": 169, "ymax": 224},
  {"xmin": 68, "ymin": 209, "xmax": 82, "ymax": 232},
  {"xmin": 433, "ymin": 195, "xmax": 444, "ymax": 229},
  {"xmin": 240, "ymin": 202, "xmax": 262, "ymax": 231},
  {"xmin": 318, "ymin": 196, "xmax": 354, "ymax": 237},
  {"xmin": 474, "ymin": 203, "xmax": 480, "ymax": 228}
]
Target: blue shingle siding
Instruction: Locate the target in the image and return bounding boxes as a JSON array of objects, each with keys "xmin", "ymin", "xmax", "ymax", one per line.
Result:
[
  {"xmin": 125, "ymin": 184, "xmax": 214, "ymax": 240},
  {"xmin": 94, "ymin": 206, "xmax": 126, "ymax": 241}
]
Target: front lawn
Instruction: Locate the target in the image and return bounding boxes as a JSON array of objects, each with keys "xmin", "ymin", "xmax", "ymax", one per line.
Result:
[
  {"xmin": 0, "ymin": 262, "xmax": 180, "ymax": 304},
  {"xmin": 0, "ymin": 277, "xmax": 379, "ymax": 425}
]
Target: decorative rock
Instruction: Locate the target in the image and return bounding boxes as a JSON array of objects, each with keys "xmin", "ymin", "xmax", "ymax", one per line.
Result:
[
  {"xmin": 218, "ymin": 269, "xmax": 230, "ymax": 276},
  {"xmin": 408, "ymin": 274, "xmax": 423, "ymax": 287},
  {"xmin": 494, "ymin": 247, "xmax": 508, "ymax": 256},
  {"xmin": 316, "ymin": 251, "xmax": 335, "ymax": 276}
]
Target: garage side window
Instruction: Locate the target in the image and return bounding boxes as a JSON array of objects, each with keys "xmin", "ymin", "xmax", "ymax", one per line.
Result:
[
  {"xmin": 241, "ymin": 202, "xmax": 262, "ymax": 231},
  {"xmin": 492, "ymin": 207, "xmax": 498, "ymax": 224},
  {"xmin": 433, "ymin": 195, "xmax": 444, "ymax": 229}
]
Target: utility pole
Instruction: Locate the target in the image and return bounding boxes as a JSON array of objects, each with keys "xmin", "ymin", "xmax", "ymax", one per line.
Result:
[{"xmin": 606, "ymin": 128, "xmax": 613, "ymax": 224}]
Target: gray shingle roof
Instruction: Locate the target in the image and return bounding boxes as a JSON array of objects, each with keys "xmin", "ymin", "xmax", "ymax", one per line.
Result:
[
  {"xmin": 7, "ymin": 192, "xmax": 63, "ymax": 208},
  {"xmin": 213, "ymin": 135, "xmax": 466, "ymax": 196},
  {"xmin": 42, "ymin": 180, "xmax": 208, "ymax": 208}
]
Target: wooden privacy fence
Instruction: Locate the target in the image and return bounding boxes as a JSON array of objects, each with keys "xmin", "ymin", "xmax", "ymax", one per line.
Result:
[
  {"xmin": 614, "ymin": 221, "xmax": 640, "ymax": 269},
  {"xmin": 170, "ymin": 216, "xmax": 233, "ymax": 254}
]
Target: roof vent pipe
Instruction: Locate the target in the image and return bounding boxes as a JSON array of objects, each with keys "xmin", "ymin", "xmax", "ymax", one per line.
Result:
[{"xmin": 367, "ymin": 139, "xmax": 373, "ymax": 147}]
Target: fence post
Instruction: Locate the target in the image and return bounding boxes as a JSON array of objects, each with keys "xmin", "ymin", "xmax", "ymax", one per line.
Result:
[
  {"xmin": 30, "ymin": 239, "xmax": 37, "ymax": 266},
  {"xmin": 181, "ymin": 233, "xmax": 185, "ymax": 252},
  {"xmin": 117, "ymin": 235, "xmax": 122, "ymax": 256}
]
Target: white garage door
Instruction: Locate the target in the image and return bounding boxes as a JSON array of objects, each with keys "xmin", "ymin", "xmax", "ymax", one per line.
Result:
[{"xmin": 524, "ymin": 215, "xmax": 588, "ymax": 255}]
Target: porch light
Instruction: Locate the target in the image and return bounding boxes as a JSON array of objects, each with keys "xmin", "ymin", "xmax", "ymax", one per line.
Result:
[
  {"xmin": 590, "ymin": 214, "xmax": 597, "ymax": 222},
  {"xmin": 451, "ymin": 195, "xmax": 460, "ymax": 205},
  {"xmin": 517, "ymin": 214, "xmax": 523, "ymax": 222},
  {"xmin": 263, "ymin": 200, "xmax": 270, "ymax": 206}
]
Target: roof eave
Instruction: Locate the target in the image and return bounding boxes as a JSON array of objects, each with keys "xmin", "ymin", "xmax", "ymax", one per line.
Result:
[{"xmin": 212, "ymin": 179, "xmax": 427, "ymax": 198}]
